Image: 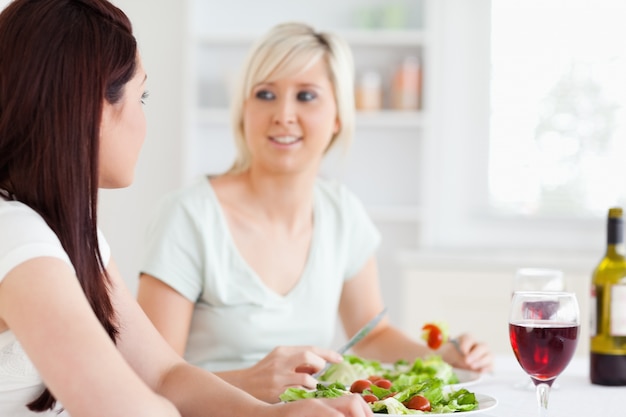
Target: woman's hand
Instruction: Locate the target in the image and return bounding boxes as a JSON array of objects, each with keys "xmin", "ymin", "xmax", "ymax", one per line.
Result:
[
  {"xmin": 222, "ymin": 345, "xmax": 343, "ymax": 403},
  {"xmin": 439, "ymin": 333, "xmax": 493, "ymax": 373},
  {"xmin": 269, "ymin": 395, "xmax": 373, "ymax": 417}
]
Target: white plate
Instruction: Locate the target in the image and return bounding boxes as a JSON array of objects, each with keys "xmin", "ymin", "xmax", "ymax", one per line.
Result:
[
  {"xmin": 450, "ymin": 368, "xmax": 483, "ymax": 388},
  {"xmin": 385, "ymin": 393, "xmax": 498, "ymax": 416}
]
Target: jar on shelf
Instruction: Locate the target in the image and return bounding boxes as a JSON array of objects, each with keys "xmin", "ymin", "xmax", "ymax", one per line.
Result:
[
  {"xmin": 391, "ymin": 55, "xmax": 422, "ymax": 111},
  {"xmin": 355, "ymin": 70, "xmax": 383, "ymax": 111}
]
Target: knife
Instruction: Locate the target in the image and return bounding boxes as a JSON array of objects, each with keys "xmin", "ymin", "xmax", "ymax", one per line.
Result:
[{"xmin": 313, "ymin": 307, "xmax": 388, "ymax": 378}]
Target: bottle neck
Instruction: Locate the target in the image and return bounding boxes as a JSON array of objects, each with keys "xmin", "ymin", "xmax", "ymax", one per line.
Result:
[
  {"xmin": 607, "ymin": 243, "xmax": 626, "ymax": 257},
  {"xmin": 607, "ymin": 217, "xmax": 625, "ymax": 257}
]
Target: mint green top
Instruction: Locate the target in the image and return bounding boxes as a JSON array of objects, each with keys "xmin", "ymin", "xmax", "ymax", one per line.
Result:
[{"xmin": 140, "ymin": 176, "xmax": 381, "ymax": 370}]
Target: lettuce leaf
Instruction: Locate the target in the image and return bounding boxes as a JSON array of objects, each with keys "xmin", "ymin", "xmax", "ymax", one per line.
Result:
[
  {"xmin": 370, "ymin": 397, "xmax": 419, "ymax": 415},
  {"xmin": 319, "ymin": 355, "xmax": 383, "ymax": 385},
  {"xmin": 279, "ymin": 382, "xmax": 348, "ymax": 402},
  {"xmin": 320, "ymin": 354, "xmax": 459, "ymax": 387}
]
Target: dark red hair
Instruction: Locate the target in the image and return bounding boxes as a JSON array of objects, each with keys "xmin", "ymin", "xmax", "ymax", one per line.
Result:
[{"xmin": 0, "ymin": 0, "xmax": 137, "ymax": 411}]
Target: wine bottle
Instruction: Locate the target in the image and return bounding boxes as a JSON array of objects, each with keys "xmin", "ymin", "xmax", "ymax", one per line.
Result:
[{"xmin": 590, "ymin": 207, "xmax": 626, "ymax": 385}]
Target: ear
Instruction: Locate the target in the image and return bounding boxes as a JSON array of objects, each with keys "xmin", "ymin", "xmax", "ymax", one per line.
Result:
[{"xmin": 333, "ymin": 117, "xmax": 340, "ymax": 135}]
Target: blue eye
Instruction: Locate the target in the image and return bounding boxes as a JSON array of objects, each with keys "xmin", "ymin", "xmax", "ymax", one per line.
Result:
[
  {"xmin": 255, "ymin": 90, "xmax": 275, "ymax": 100},
  {"xmin": 297, "ymin": 91, "xmax": 316, "ymax": 102},
  {"xmin": 141, "ymin": 91, "xmax": 150, "ymax": 105}
]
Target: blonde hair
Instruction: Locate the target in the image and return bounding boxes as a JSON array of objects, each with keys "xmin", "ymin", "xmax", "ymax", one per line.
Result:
[{"xmin": 227, "ymin": 22, "xmax": 355, "ymax": 174}]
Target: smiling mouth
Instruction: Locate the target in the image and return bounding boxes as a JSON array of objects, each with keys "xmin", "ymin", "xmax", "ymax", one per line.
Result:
[{"xmin": 270, "ymin": 135, "xmax": 301, "ymax": 145}]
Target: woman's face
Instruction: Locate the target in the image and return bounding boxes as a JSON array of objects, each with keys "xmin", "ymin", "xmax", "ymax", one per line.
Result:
[
  {"xmin": 242, "ymin": 57, "xmax": 339, "ymax": 176},
  {"xmin": 98, "ymin": 55, "xmax": 148, "ymax": 189}
]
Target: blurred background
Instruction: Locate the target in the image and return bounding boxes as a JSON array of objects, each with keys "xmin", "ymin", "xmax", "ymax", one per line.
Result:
[{"xmin": 3, "ymin": 0, "xmax": 625, "ymax": 356}]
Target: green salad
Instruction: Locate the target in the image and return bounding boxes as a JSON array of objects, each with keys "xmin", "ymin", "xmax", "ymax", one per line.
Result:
[
  {"xmin": 319, "ymin": 354, "xmax": 460, "ymax": 386},
  {"xmin": 279, "ymin": 355, "xmax": 477, "ymax": 414},
  {"xmin": 280, "ymin": 379, "xmax": 477, "ymax": 414}
]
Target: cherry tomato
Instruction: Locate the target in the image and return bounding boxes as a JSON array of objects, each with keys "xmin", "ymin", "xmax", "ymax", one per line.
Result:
[
  {"xmin": 367, "ymin": 375, "xmax": 383, "ymax": 383},
  {"xmin": 350, "ymin": 379, "xmax": 372, "ymax": 394},
  {"xmin": 374, "ymin": 378, "xmax": 392, "ymax": 389},
  {"xmin": 362, "ymin": 394, "xmax": 378, "ymax": 403},
  {"xmin": 422, "ymin": 323, "xmax": 444, "ymax": 349},
  {"xmin": 405, "ymin": 395, "xmax": 431, "ymax": 411}
]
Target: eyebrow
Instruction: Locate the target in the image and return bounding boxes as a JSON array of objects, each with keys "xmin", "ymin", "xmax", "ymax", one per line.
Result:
[
  {"xmin": 298, "ymin": 82, "xmax": 322, "ymax": 89},
  {"xmin": 256, "ymin": 81, "xmax": 322, "ymax": 89}
]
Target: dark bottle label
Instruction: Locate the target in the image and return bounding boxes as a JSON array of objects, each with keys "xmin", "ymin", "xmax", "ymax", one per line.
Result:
[{"xmin": 608, "ymin": 217, "xmax": 623, "ymax": 245}]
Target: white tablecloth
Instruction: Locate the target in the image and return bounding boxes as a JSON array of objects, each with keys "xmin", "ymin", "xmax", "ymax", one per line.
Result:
[{"xmin": 473, "ymin": 354, "xmax": 625, "ymax": 416}]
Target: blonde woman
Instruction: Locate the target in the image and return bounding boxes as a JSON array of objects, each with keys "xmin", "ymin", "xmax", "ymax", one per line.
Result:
[{"xmin": 138, "ymin": 22, "xmax": 493, "ymax": 403}]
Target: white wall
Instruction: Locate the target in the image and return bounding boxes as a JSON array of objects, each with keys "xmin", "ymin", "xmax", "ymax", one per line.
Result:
[
  {"xmin": 99, "ymin": 0, "xmax": 187, "ymax": 293},
  {"xmin": 0, "ymin": 0, "xmax": 182, "ymax": 292}
]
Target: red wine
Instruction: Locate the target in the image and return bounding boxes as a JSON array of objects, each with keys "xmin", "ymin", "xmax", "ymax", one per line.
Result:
[{"xmin": 509, "ymin": 322, "xmax": 579, "ymax": 385}]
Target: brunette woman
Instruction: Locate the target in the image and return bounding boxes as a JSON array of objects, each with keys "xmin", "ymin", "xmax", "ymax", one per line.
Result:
[{"xmin": 0, "ymin": 2, "xmax": 371, "ymax": 417}]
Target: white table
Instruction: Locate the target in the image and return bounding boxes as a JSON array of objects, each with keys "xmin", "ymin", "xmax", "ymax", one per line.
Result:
[{"xmin": 473, "ymin": 354, "xmax": 625, "ymax": 416}]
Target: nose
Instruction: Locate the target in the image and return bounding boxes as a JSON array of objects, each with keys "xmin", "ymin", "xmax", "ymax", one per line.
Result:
[{"xmin": 272, "ymin": 97, "xmax": 297, "ymax": 126}]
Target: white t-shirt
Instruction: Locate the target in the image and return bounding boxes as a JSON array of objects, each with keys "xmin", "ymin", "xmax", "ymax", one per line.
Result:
[
  {"xmin": 140, "ymin": 176, "xmax": 381, "ymax": 370},
  {"xmin": 0, "ymin": 195, "xmax": 110, "ymax": 417}
]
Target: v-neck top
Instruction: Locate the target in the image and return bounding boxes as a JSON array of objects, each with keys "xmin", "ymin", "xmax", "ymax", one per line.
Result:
[{"xmin": 140, "ymin": 176, "xmax": 381, "ymax": 370}]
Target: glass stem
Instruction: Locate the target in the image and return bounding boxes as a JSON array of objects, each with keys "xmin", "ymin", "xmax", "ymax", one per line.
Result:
[{"xmin": 535, "ymin": 382, "xmax": 551, "ymax": 417}]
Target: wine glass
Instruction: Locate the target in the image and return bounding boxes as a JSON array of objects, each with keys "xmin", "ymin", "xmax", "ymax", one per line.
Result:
[
  {"xmin": 509, "ymin": 291, "xmax": 580, "ymax": 417},
  {"xmin": 511, "ymin": 268, "xmax": 565, "ymax": 389},
  {"xmin": 512, "ymin": 268, "xmax": 565, "ymax": 293}
]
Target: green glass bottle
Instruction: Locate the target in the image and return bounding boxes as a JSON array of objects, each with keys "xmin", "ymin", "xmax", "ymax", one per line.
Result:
[{"xmin": 590, "ymin": 207, "xmax": 626, "ymax": 385}]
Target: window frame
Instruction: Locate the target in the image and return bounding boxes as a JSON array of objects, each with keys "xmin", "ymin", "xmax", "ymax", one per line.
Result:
[{"xmin": 420, "ymin": 0, "xmax": 604, "ymax": 252}]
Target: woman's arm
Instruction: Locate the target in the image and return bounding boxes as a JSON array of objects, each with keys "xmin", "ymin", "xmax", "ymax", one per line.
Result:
[
  {"xmin": 0, "ymin": 257, "xmax": 180, "ymax": 417},
  {"xmin": 137, "ymin": 273, "xmax": 194, "ymax": 356},
  {"xmin": 0, "ymin": 256, "xmax": 372, "ymax": 417},
  {"xmin": 339, "ymin": 257, "xmax": 493, "ymax": 372},
  {"xmin": 338, "ymin": 256, "xmax": 425, "ymax": 361},
  {"xmin": 110, "ymin": 260, "xmax": 372, "ymax": 417},
  {"xmin": 136, "ymin": 272, "xmax": 342, "ymax": 403}
]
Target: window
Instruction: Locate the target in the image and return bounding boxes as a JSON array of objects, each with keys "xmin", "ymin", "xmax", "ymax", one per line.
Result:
[
  {"xmin": 421, "ymin": 0, "xmax": 622, "ymax": 251},
  {"xmin": 490, "ymin": 0, "xmax": 626, "ymax": 218}
]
